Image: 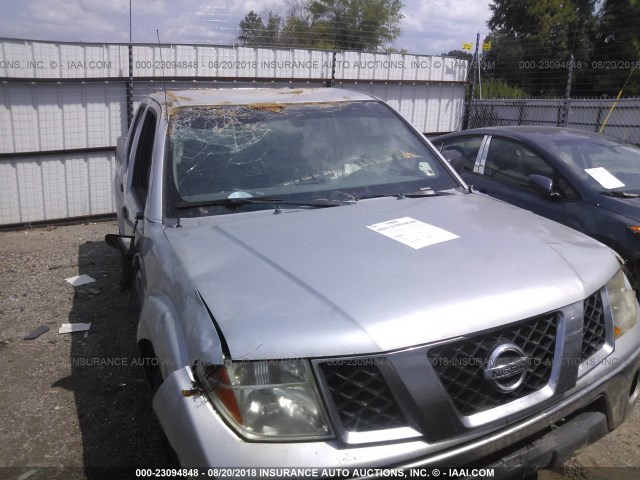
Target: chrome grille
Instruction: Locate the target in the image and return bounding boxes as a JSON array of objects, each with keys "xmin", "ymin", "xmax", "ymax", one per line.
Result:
[
  {"xmin": 319, "ymin": 362, "xmax": 407, "ymax": 432},
  {"xmin": 581, "ymin": 290, "xmax": 606, "ymax": 361},
  {"xmin": 427, "ymin": 314, "xmax": 557, "ymax": 416}
]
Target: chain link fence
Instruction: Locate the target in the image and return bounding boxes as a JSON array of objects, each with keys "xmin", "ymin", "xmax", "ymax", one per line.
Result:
[{"xmin": 465, "ymin": 97, "xmax": 640, "ymax": 146}]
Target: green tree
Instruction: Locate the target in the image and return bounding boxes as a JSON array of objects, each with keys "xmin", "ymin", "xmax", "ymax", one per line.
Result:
[
  {"xmin": 444, "ymin": 50, "xmax": 473, "ymax": 62},
  {"xmin": 479, "ymin": 78, "xmax": 527, "ymax": 98},
  {"xmin": 486, "ymin": 0, "xmax": 596, "ymax": 96},
  {"xmin": 589, "ymin": 0, "xmax": 640, "ymax": 96},
  {"xmin": 237, "ymin": 0, "xmax": 404, "ymax": 51},
  {"xmin": 238, "ymin": 10, "xmax": 283, "ymax": 46},
  {"xmin": 307, "ymin": 0, "xmax": 403, "ymax": 50},
  {"xmin": 238, "ymin": 11, "xmax": 267, "ymax": 46}
]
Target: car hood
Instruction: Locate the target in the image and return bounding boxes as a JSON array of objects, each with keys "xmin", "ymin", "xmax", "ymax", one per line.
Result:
[{"xmin": 165, "ymin": 193, "xmax": 618, "ymax": 360}]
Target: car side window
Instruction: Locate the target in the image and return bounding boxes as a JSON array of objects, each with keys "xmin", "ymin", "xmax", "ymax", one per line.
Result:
[
  {"xmin": 438, "ymin": 136, "xmax": 484, "ymax": 172},
  {"xmin": 126, "ymin": 105, "xmax": 147, "ymax": 167},
  {"xmin": 484, "ymin": 138, "xmax": 554, "ymax": 186},
  {"xmin": 131, "ymin": 110, "xmax": 158, "ymax": 208}
]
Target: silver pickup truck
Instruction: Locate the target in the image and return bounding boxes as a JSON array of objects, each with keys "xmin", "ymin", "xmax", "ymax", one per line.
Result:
[{"xmin": 107, "ymin": 87, "xmax": 640, "ymax": 477}]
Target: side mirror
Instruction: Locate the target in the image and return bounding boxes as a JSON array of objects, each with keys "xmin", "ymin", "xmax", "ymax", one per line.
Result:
[
  {"xmin": 529, "ymin": 174, "xmax": 561, "ymax": 199},
  {"xmin": 442, "ymin": 149, "xmax": 464, "ymax": 175},
  {"xmin": 105, "ymin": 234, "xmax": 134, "ymax": 256}
]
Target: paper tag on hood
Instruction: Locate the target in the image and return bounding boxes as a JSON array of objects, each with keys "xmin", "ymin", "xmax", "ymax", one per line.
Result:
[{"xmin": 367, "ymin": 217, "xmax": 459, "ymax": 249}]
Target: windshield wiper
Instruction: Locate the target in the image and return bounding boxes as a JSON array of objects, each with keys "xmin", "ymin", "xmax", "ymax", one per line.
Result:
[
  {"xmin": 177, "ymin": 197, "xmax": 350, "ymax": 210},
  {"xmin": 600, "ymin": 190, "xmax": 640, "ymax": 198},
  {"xmin": 356, "ymin": 189, "xmax": 444, "ymax": 201}
]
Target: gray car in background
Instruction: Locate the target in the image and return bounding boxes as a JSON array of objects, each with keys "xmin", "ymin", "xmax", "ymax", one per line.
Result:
[{"xmin": 107, "ymin": 88, "xmax": 640, "ymax": 476}]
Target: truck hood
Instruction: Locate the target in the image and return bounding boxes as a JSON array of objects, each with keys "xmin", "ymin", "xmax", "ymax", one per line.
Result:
[{"xmin": 165, "ymin": 193, "xmax": 619, "ymax": 360}]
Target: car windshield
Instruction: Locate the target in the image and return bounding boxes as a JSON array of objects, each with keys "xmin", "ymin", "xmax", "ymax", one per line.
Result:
[
  {"xmin": 165, "ymin": 101, "xmax": 458, "ymax": 215},
  {"xmin": 549, "ymin": 137, "xmax": 640, "ymax": 192}
]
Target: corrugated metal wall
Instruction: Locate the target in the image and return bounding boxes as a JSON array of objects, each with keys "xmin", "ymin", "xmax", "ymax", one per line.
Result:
[{"xmin": 0, "ymin": 38, "xmax": 468, "ymax": 225}]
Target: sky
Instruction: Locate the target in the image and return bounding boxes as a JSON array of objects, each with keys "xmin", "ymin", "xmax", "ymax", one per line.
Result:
[{"xmin": 0, "ymin": 0, "xmax": 491, "ymax": 56}]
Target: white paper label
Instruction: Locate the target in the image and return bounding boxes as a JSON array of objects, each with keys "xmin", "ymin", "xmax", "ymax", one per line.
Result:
[
  {"xmin": 367, "ymin": 217, "xmax": 459, "ymax": 249},
  {"xmin": 585, "ymin": 167, "xmax": 625, "ymax": 189},
  {"xmin": 59, "ymin": 323, "xmax": 91, "ymax": 334},
  {"xmin": 65, "ymin": 274, "xmax": 96, "ymax": 287}
]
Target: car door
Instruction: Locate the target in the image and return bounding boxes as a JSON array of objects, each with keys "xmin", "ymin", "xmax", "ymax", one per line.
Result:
[
  {"xmin": 471, "ymin": 136, "xmax": 576, "ymax": 224},
  {"xmin": 115, "ymin": 105, "xmax": 147, "ymax": 234},
  {"xmin": 123, "ymin": 106, "xmax": 159, "ymax": 235},
  {"xmin": 122, "ymin": 105, "xmax": 160, "ymax": 298}
]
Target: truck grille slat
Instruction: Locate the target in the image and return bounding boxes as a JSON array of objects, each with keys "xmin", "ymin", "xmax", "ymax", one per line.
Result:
[
  {"xmin": 427, "ymin": 314, "xmax": 557, "ymax": 416},
  {"xmin": 319, "ymin": 363, "xmax": 407, "ymax": 432},
  {"xmin": 581, "ymin": 291, "xmax": 606, "ymax": 361}
]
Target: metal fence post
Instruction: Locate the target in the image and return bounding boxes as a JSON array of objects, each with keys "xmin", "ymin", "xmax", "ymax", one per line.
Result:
[
  {"xmin": 462, "ymin": 56, "xmax": 477, "ymax": 130},
  {"xmin": 127, "ymin": 44, "xmax": 133, "ymax": 126},
  {"xmin": 560, "ymin": 54, "xmax": 574, "ymax": 127},
  {"xmin": 518, "ymin": 101, "xmax": 525, "ymax": 125},
  {"xmin": 329, "ymin": 50, "xmax": 337, "ymax": 87},
  {"xmin": 596, "ymin": 103, "xmax": 604, "ymax": 132}
]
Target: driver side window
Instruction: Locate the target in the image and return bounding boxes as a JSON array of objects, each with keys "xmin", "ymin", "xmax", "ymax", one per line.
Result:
[
  {"xmin": 131, "ymin": 110, "xmax": 158, "ymax": 208},
  {"xmin": 485, "ymin": 138, "xmax": 552, "ymax": 187},
  {"xmin": 484, "ymin": 137, "xmax": 576, "ymax": 199}
]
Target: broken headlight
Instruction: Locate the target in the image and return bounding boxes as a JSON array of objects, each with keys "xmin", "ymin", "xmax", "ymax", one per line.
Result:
[
  {"xmin": 195, "ymin": 359, "xmax": 332, "ymax": 441},
  {"xmin": 607, "ymin": 268, "xmax": 638, "ymax": 338}
]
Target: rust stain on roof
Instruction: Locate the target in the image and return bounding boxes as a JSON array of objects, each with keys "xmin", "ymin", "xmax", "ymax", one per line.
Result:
[
  {"xmin": 247, "ymin": 103, "xmax": 285, "ymax": 112},
  {"xmin": 165, "ymin": 91, "xmax": 193, "ymax": 105}
]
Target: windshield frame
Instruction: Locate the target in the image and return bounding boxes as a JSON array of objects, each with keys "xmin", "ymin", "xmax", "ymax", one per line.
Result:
[{"xmin": 163, "ymin": 100, "xmax": 463, "ymax": 219}]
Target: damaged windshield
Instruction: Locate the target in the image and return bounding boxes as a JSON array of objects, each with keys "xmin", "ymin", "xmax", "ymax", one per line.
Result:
[{"xmin": 165, "ymin": 101, "xmax": 458, "ymax": 215}]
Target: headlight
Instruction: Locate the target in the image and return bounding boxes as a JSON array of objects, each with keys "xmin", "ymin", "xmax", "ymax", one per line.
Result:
[
  {"xmin": 606, "ymin": 268, "xmax": 638, "ymax": 338},
  {"xmin": 627, "ymin": 226, "xmax": 640, "ymax": 236},
  {"xmin": 195, "ymin": 359, "xmax": 332, "ymax": 441}
]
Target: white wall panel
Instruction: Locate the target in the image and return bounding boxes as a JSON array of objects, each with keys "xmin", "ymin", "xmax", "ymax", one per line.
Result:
[
  {"xmin": 1, "ymin": 39, "xmax": 467, "ymax": 224},
  {"xmin": 0, "ymin": 152, "xmax": 116, "ymax": 225},
  {"xmin": 15, "ymin": 159, "xmax": 45, "ymax": 222},
  {"xmin": 1, "ymin": 39, "xmax": 467, "ymax": 83},
  {"xmin": 0, "ymin": 160, "xmax": 22, "ymax": 223},
  {"xmin": 0, "ymin": 39, "xmax": 129, "ymax": 79},
  {"xmin": 343, "ymin": 83, "xmax": 465, "ymax": 133},
  {"xmin": 0, "ymin": 82, "xmax": 127, "ymax": 154}
]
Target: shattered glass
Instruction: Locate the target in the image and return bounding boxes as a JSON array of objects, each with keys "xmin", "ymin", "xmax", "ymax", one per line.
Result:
[{"xmin": 166, "ymin": 101, "xmax": 456, "ymax": 206}]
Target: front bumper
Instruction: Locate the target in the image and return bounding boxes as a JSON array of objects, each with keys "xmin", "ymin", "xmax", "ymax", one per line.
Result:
[{"xmin": 152, "ymin": 341, "xmax": 640, "ymax": 471}]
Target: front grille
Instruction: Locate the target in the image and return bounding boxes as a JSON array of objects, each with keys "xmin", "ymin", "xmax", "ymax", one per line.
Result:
[
  {"xmin": 427, "ymin": 314, "xmax": 557, "ymax": 416},
  {"xmin": 581, "ymin": 290, "xmax": 606, "ymax": 361},
  {"xmin": 318, "ymin": 362, "xmax": 407, "ymax": 432}
]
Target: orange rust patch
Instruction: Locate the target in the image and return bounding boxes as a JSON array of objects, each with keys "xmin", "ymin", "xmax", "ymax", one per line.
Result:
[
  {"xmin": 166, "ymin": 91, "xmax": 193, "ymax": 104},
  {"xmin": 247, "ymin": 103, "xmax": 285, "ymax": 112}
]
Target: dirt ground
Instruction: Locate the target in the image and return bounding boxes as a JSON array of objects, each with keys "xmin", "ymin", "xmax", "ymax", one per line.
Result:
[
  {"xmin": 0, "ymin": 220, "xmax": 167, "ymax": 480},
  {"xmin": 0, "ymin": 220, "xmax": 639, "ymax": 480}
]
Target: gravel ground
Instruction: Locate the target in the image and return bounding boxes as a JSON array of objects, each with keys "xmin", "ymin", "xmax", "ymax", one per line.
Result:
[
  {"xmin": 0, "ymin": 220, "xmax": 166, "ymax": 480},
  {"xmin": 0, "ymin": 220, "xmax": 639, "ymax": 480}
]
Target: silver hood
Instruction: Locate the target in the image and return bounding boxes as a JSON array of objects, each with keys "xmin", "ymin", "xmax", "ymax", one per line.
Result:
[{"xmin": 165, "ymin": 193, "xmax": 619, "ymax": 360}]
